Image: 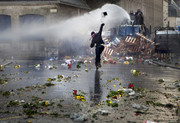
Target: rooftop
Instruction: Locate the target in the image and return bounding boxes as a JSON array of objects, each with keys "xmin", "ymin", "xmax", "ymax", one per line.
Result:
[{"xmin": 0, "ymin": 0, "xmax": 90, "ymax": 9}]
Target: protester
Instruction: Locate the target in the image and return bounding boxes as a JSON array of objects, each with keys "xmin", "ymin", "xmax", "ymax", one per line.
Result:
[
  {"xmin": 135, "ymin": 9, "xmax": 144, "ymax": 25},
  {"xmin": 90, "ymin": 23, "xmax": 105, "ymax": 69},
  {"xmin": 129, "ymin": 10, "xmax": 135, "ymax": 24}
]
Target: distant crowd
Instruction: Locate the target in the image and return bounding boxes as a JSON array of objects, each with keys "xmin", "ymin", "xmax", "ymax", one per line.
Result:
[{"xmin": 129, "ymin": 9, "xmax": 144, "ymax": 25}]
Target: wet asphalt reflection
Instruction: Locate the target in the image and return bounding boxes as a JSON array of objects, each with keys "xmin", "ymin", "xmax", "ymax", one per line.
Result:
[
  {"xmin": 0, "ymin": 60, "xmax": 180, "ymax": 105},
  {"xmin": 89, "ymin": 70, "xmax": 102, "ymax": 105}
]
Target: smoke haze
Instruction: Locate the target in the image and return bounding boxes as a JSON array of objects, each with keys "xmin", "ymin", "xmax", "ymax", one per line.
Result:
[
  {"xmin": 0, "ymin": 4, "xmax": 130, "ymax": 58},
  {"xmin": 0, "ymin": 4, "xmax": 130, "ymax": 43},
  {"xmin": 46, "ymin": 3, "xmax": 131, "ymax": 43}
]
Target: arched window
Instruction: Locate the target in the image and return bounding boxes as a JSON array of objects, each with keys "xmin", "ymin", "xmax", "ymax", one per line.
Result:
[
  {"xmin": 0, "ymin": 15, "xmax": 11, "ymax": 32},
  {"xmin": 0, "ymin": 15, "xmax": 11, "ymax": 42},
  {"xmin": 20, "ymin": 14, "xmax": 45, "ymax": 41},
  {"xmin": 168, "ymin": 6, "xmax": 178, "ymax": 17}
]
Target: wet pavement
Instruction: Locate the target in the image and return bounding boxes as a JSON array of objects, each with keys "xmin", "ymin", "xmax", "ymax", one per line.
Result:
[
  {"xmin": 0, "ymin": 59, "xmax": 180, "ymax": 122},
  {"xmin": 1, "ymin": 60, "xmax": 179, "ymax": 97}
]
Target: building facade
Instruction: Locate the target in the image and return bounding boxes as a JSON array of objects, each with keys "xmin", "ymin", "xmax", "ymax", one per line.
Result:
[
  {"xmin": 116, "ymin": 0, "xmax": 164, "ymax": 31},
  {"xmin": 167, "ymin": 0, "xmax": 180, "ymax": 27},
  {"xmin": 0, "ymin": 0, "xmax": 89, "ymax": 59},
  {"xmin": 116, "ymin": 0, "xmax": 180, "ymax": 28}
]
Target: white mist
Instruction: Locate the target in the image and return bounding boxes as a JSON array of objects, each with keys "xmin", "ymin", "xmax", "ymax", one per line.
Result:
[
  {"xmin": 0, "ymin": 4, "xmax": 130, "ymax": 57},
  {"xmin": 0, "ymin": 4, "xmax": 130, "ymax": 43}
]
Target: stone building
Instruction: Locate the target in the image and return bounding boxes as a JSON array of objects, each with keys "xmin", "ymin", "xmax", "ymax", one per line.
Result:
[
  {"xmin": 114, "ymin": 0, "xmax": 180, "ymax": 28},
  {"xmin": 116, "ymin": 0, "xmax": 164, "ymax": 32},
  {"xmin": 167, "ymin": 0, "xmax": 180, "ymax": 27},
  {"xmin": 0, "ymin": 0, "xmax": 179, "ymax": 59},
  {"xmin": 0, "ymin": 0, "xmax": 89, "ymax": 59},
  {"xmin": 86, "ymin": 0, "xmax": 180, "ymax": 29}
]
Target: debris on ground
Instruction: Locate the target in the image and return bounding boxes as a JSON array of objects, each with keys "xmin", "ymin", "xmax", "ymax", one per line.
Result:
[
  {"xmin": 0, "ymin": 54, "xmax": 179, "ymax": 122},
  {"xmin": 73, "ymin": 90, "xmax": 86, "ymax": 102},
  {"xmin": 132, "ymin": 103, "xmax": 148, "ymax": 111},
  {"xmin": 85, "ymin": 69, "xmax": 88, "ymax": 72},
  {"xmin": 144, "ymin": 121, "xmax": 157, "ymax": 123},
  {"xmin": 76, "ymin": 64, "xmax": 81, "ymax": 69},
  {"xmin": 70, "ymin": 113, "xmax": 87, "ymax": 122},
  {"xmin": 14, "ymin": 65, "xmax": 21, "ymax": 69},
  {"xmin": 34, "ymin": 64, "xmax": 40, "ymax": 69},
  {"xmin": 130, "ymin": 69, "xmax": 141, "ymax": 76}
]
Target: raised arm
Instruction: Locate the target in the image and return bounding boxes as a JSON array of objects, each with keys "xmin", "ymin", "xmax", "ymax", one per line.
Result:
[{"xmin": 98, "ymin": 23, "xmax": 105, "ymax": 35}]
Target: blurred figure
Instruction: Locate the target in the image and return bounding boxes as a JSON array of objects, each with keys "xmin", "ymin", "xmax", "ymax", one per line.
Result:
[
  {"xmin": 129, "ymin": 10, "xmax": 135, "ymax": 24},
  {"xmin": 135, "ymin": 9, "xmax": 144, "ymax": 25}
]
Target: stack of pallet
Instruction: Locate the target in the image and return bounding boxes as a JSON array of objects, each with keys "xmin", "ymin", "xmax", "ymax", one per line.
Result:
[
  {"xmin": 101, "ymin": 33, "xmax": 155, "ymax": 58},
  {"xmin": 136, "ymin": 33, "xmax": 155, "ymax": 55},
  {"xmin": 124, "ymin": 33, "xmax": 155, "ymax": 55}
]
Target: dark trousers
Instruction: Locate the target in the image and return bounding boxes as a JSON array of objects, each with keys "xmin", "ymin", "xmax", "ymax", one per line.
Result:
[{"xmin": 95, "ymin": 45, "xmax": 104, "ymax": 66}]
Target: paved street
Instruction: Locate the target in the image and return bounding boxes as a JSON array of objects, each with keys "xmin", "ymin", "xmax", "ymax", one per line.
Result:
[{"xmin": 0, "ymin": 59, "xmax": 180, "ymax": 123}]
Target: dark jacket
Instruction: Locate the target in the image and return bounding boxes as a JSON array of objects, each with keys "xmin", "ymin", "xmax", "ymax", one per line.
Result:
[{"xmin": 90, "ymin": 24, "xmax": 105, "ymax": 48}]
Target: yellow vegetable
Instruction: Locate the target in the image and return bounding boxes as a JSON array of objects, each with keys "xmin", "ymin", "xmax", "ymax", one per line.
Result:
[
  {"xmin": 80, "ymin": 98, "xmax": 86, "ymax": 102},
  {"xmin": 80, "ymin": 96, "xmax": 84, "ymax": 99},
  {"xmin": 76, "ymin": 96, "xmax": 81, "ymax": 99},
  {"xmin": 133, "ymin": 70, "xmax": 136, "ymax": 75},
  {"xmin": 45, "ymin": 101, "xmax": 48, "ymax": 106},
  {"xmin": 124, "ymin": 61, "xmax": 129, "ymax": 65},
  {"xmin": 107, "ymin": 100, "xmax": 112, "ymax": 104},
  {"xmin": 14, "ymin": 65, "xmax": 20, "ymax": 69}
]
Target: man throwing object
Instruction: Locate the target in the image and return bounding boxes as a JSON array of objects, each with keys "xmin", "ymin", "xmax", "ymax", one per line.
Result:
[{"xmin": 90, "ymin": 23, "xmax": 105, "ymax": 69}]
